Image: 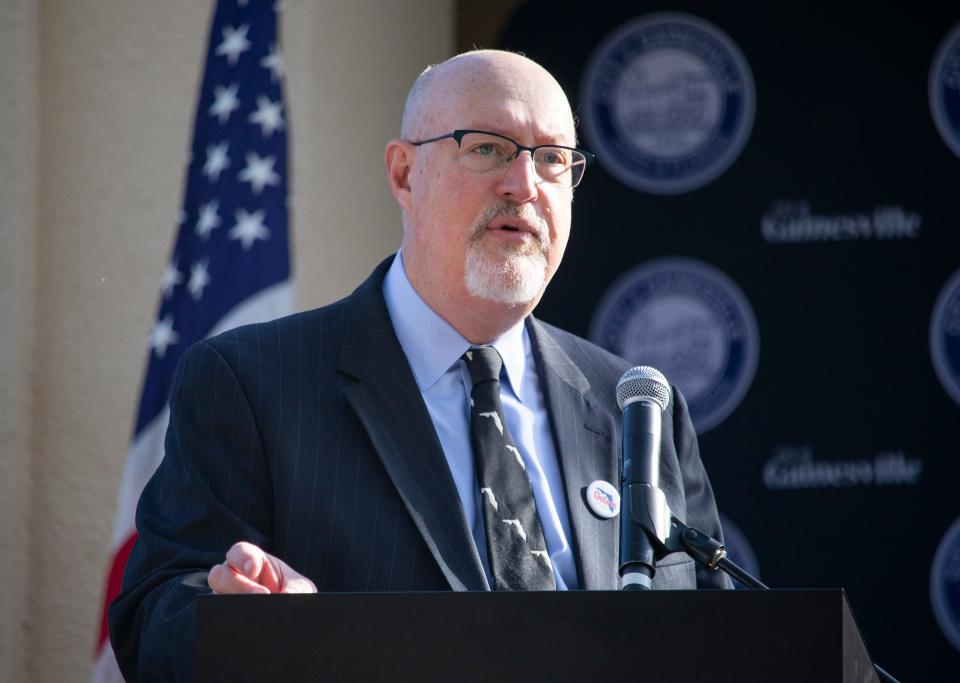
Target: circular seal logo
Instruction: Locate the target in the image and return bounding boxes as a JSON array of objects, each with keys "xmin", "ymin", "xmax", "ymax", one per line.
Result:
[
  {"xmin": 930, "ymin": 267, "xmax": 960, "ymax": 406},
  {"xmin": 719, "ymin": 514, "xmax": 761, "ymax": 589},
  {"xmin": 930, "ymin": 23, "xmax": 960, "ymax": 159},
  {"xmin": 580, "ymin": 13, "xmax": 756, "ymax": 195},
  {"xmin": 930, "ymin": 517, "xmax": 960, "ymax": 652},
  {"xmin": 590, "ymin": 258, "xmax": 759, "ymax": 433}
]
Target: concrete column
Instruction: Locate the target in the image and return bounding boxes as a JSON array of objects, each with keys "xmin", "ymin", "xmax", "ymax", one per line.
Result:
[{"xmin": 0, "ymin": 1, "xmax": 39, "ymax": 681}]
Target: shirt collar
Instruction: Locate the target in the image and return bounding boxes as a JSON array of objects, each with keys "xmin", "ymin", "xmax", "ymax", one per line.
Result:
[{"xmin": 383, "ymin": 251, "xmax": 528, "ymax": 398}]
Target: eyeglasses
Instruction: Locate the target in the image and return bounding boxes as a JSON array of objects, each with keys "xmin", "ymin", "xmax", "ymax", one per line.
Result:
[{"xmin": 409, "ymin": 129, "xmax": 595, "ymax": 188}]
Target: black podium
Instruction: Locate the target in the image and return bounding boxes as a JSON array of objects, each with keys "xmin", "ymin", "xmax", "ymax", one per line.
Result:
[{"xmin": 197, "ymin": 590, "xmax": 880, "ymax": 682}]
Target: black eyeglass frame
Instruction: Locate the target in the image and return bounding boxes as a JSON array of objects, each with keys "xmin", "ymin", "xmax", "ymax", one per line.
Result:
[{"xmin": 409, "ymin": 129, "xmax": 596, "ymax": 187}]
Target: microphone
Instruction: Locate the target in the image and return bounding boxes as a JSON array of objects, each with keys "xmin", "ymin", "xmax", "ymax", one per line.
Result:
[{"xmin": 617, "ymin": 366, "xmax": 671, "ymax": 590}]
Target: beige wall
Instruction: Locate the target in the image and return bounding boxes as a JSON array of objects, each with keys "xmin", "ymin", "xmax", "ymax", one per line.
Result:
[
  {"xmin": 0, "ymin": 2, "xmax": 39, "ymax": 681},
  {"xmin": 0, "ymin": 1, "xmax": 454, "ymax": 680}
]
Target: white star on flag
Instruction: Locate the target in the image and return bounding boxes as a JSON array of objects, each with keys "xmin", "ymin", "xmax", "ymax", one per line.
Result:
[
  {"xmin": 203, "ymin": 142, "xmax": 231, "ymax": 181},
  {"xmin": 188, "ymin": 259, "xmax": 212, "ymax": 301},
  {"xmin": 209, "ymin": 83, "xmax": 240, "ymax": 124},
  {"xmin": 248, "ymin": 96, "xmax": 285, "ymax": 137},
  {"xmin": 260, "ymin": 44, "xmax": 285, "ymax": 82},
  {"xmin": 161, "ymin": 260, "xmax": 183, "ymax": 299},
  {"xmin": 195, "ymin": 200, "xmax": 222, "ymax": 240},
  {"xmin": 215, "ymin": 24, "xmax": 251, "ymax": 65},
  {"xmin": 229, "ymin": 208, "xmax": 270, "ymax": 249},
  {"xmin": 149, "ymin": 314, "xmax": 179, "ymax": 359},
  {"xmin": 238, "ymin": 152, "xmax": 280, "ymax": 194}
]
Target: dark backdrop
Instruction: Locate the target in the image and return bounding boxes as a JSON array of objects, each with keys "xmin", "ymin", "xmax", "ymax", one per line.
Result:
[{"xmin": 491, "ymin": 2, "xmax": 960, "ymax": 678}]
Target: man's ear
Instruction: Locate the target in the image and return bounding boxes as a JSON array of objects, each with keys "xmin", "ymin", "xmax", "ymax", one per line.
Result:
[{"xmin": 385, "ymin": 139, "xmax": 414, "ymax": 214}]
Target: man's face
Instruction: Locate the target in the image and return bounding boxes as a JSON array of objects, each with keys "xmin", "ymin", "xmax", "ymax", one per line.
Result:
[{"xmin": 400, "ymin": 62, "xmax": 576, "ymax": 317}]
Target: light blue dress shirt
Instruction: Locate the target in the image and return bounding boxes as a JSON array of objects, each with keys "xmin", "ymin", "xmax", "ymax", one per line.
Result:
[{"xmin": 382, "ymin": 252, "xmax": 578, "ymax": 589}]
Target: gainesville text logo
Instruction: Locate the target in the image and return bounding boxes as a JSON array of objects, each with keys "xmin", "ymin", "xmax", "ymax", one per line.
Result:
[
  {"xmin": 762, "ymin": 201, "xmax": 921, "ymax": 243},
  {"xmin": 763, "ymin": 445, "xmax": 922, "ymax": 490}
]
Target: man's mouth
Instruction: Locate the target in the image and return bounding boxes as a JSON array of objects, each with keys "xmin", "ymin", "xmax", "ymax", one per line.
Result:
[
  {"xmin": 487, "ymin": 216, "xmax": 540, "ymax": 237},
  {"xmin": 471, "ymin": 204, "xmax": 549, "ymax": 249},
  {"xmin": 489, "ymin": 224, "xmax": 530, "ymax": 236},
  {"xmin": 484, "ymin": 223, "xmax": 539, "ymax": 249}
]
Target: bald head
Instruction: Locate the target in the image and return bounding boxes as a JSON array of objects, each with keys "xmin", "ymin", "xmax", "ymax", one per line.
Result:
[{"xmin": 400, "ymin": 50, "xmax": 575, "ymax": 143}]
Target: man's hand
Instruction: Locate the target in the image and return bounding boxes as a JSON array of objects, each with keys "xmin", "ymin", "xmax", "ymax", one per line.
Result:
[{"xmin": 208, "ymin": 541, "xmax": 317, "ymax": 594}]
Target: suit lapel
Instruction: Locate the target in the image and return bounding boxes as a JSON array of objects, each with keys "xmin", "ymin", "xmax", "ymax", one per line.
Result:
[
  {"xmin": 527, "ymin": 319, "xmax": 620, "ymax": 590},
  {"xmin": 338, "ymin": 261, "xmax": 487, "ymax": 591}
]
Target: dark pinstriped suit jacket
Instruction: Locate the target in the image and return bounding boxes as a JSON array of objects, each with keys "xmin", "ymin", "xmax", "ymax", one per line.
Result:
[{"xmin": 109, "ymin": 257, "xmax": 731, "ymax": 681}]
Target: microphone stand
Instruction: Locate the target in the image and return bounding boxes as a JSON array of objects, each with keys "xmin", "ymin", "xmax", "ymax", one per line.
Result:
[{"xmin": 620, "ymin": 483, "xmax": 899, "ymax": 683}]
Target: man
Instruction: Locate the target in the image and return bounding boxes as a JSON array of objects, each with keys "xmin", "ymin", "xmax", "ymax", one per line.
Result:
[{"xmin": 110, "ymin": 50, "xmax": 731, "ymax": 680}]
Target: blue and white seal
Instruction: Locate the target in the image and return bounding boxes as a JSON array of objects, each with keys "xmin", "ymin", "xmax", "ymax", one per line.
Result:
[
  {"xmin": 930, "ymin": 267, "xmax": 960, "ymax": 406},
  {"xmin": 580, "ymin": 12, "xmax": 755, "ymax": 194},
  {"xmin": 930, "ymin": 23, "xmax": 960, "ymax": 160},
  {"xmin": 590, "ymin": 258, "xmax": 759, "ymax": 433},
  {"xmin": 930, "ymin": 516, "xmax": 960, "ymax": 652}
]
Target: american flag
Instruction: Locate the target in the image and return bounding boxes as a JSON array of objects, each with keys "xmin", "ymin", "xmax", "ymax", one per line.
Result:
[{"xmin": 92, "ymin": 1, "xmax": 293, "ymax": 679}]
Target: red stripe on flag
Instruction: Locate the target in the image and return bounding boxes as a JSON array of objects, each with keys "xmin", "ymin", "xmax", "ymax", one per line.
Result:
[{"xmin": 95, "ymin": 532, "xmax": 138, "ymax": 654}]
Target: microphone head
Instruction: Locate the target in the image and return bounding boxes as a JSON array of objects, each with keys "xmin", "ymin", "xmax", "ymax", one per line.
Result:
[{"xmin": 616, "ymin": 366, "xmax": 671, "ymax": 412}]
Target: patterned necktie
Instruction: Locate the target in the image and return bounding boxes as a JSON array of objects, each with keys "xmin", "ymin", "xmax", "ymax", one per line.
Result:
[{"xmin": 463, "ymin": 346, "xmax": 556, "ymax": 591}]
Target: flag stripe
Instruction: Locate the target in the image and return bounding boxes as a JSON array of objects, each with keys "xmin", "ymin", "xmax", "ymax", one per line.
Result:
[{"xmin": 96, "ymin": 533, "xmax": 138, "ymax": 652}]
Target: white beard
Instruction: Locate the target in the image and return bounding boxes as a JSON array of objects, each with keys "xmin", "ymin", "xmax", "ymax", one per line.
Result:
[
  {"xmin": 463, "ymin": 239, "xmax": 547, "ymax": 306},
  {"xmin": 462, "ymin": 202, "xmax": 551, "ymax": 306}
]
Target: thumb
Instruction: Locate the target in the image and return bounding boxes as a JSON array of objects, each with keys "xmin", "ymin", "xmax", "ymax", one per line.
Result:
[{"xmin": 276, "ymin": 558, "xmax": 317, "ymax": 594}]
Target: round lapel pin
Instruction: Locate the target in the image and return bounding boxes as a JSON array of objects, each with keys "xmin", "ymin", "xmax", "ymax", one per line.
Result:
[{"xmin": 586, "ymin": 480, "xmax": 620, "ymax": 519}]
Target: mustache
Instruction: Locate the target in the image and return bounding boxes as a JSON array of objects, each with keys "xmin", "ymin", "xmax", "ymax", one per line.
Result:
[{"xmin": 470, "ymin": 203, "xmax": 550, "ymax": 249}]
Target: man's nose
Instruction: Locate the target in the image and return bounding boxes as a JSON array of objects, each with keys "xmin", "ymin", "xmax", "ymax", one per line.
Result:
[{"xmin": 495, "ymin": 151, "xmax": 539, "ymax": 203}]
